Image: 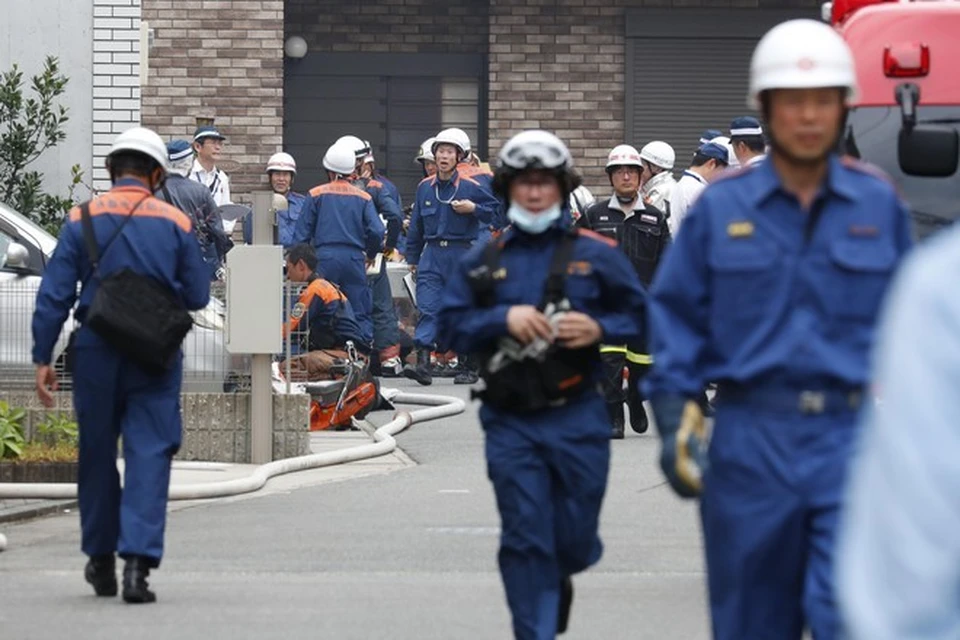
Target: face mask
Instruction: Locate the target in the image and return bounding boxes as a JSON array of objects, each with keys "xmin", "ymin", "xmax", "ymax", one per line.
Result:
[{"xmin": 508, "ymin": 202, "xmax": 562, "ymax": 235}]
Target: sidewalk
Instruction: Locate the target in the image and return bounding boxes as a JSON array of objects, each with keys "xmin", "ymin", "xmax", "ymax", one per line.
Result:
[{"xmin": 0, "ymin": 422, "xmax": 413, "ymax": 525}]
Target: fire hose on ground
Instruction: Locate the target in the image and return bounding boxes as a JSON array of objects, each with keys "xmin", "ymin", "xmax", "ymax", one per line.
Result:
[{"xmin": 0, "ymin": 392, "xmax": 465, "ymax": 502}]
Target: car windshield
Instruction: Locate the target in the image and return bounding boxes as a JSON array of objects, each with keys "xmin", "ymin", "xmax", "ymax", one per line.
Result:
[
  {"xmin": 0, "ymin": 201, "xmax": 58, "ymax": 257},
  {"xmin": 845, "ymin": 106, "xmax": 960, "ymax": 242}
]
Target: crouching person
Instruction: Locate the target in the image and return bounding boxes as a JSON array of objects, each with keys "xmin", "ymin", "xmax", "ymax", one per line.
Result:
[{"xmin": 437, "ymin": 131, "xmax": 646, "ymax": 639}]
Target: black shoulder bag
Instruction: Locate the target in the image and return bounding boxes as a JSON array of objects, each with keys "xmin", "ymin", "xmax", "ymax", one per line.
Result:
[{"xmin": 79, "ymin": 198, "xmax": 195, "ymax": 374}]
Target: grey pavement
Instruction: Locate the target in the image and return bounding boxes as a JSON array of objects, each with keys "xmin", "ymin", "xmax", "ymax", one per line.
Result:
[{"xmin": 0, "ymin": 380, "xmax": 709, "ymax": 639}]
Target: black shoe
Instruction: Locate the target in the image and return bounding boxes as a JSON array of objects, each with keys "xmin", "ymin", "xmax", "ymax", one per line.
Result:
[
  {"xmin": 611, "ymin": 418, "xmax": 625, "ymax": 440},
  {"xmin": 453, "ymin": 356, "xmax": 479, "ymax": 385},
  {"xmin": 85, "ymin": 555, "xmax": 117, "ymax": 597},
  {"xmin": 557, "ymin": 577, "xmax": 574, "ymax": 634},
  {"xmin": 402, "ymin": 349, "xmax": 433, "ymax": 386},
  {"xmin": 122, "ymin": 557, "xmax": 156, "ymax": 604},
  {"xmin": 628, "ymin": 402, "xmax": 649, "ymax": 434}
]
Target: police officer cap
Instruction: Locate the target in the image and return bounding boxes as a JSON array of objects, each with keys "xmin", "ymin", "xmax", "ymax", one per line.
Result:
[
  {"xmin": 730, "ymin": 116, "xmax": 763, "ymax": 138},
  {"xmin": 166, "ymin": 139, "xmax": 193, "ymax": 162},
  {"xmin": 193, "ymin": 125, "xmax": 226, "ymax": 143},
  {"xmin": 699, "ymin": 129, "xmax": 723, "ymax": 145},
  {"xmin": 697, "ymin": 142, "xmax": 730, "ymax": 164}
]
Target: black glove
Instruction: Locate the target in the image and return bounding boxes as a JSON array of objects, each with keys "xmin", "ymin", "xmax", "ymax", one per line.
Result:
[{"xmin": 650, "ymin": 393, "xmax": 709, "ymax": 499}]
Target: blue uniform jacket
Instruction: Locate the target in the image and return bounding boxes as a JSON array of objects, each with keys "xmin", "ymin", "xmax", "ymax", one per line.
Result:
[
  {"xmin": 375, "ymin": 172, "xmax": 402, "ymax": 210},
  {"xmin": 242, "ymin": 191, "xmax": 306, "ymax": 248},
  {"xmin": 353, "ymin": 177, "xmax": 402, "ymax": 251},
  {"xmin": 285, "ymin": 275, "xmax": 365, "ymax": 351},
  {"xmin": 437, "ymin": 224, "xmax": 647, "ymax": 377},
  {"xmin": 405, "ymin": 170, "xmax": 501, "ymax": 266},
  {"xmin": 159, "ymin": 174, "xmax": 232, "ymax": 279},
  {"xmin": 458, "ymin": 162, "xmax": 507, "ymax": 230},
  {"xmin": 645, "ymin": 155, "xmax": 913, "ymax": 397},
  {"xmin": 32, "ymin": 179, "xmax": 211, "ymax": 364},
  {"xmin": 292, "ymin": 180, "xmax": 385, "ymax": 259}
]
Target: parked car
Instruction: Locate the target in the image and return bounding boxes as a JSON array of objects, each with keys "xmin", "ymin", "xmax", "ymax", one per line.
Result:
[{"xmin": 0, "ymin": 201, "xmax": 230, "ymax": 391}]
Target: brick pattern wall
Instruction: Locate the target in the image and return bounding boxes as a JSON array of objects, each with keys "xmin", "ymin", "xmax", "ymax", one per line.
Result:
[
  {"xmin": 141, "ymin": 0, "xmax": 284, "ymax": 199},
  {"xmin": 92, "ymin": 0, "xmax": 144, "ymax": 191},
  {"xmin": 488, "ymin": 0, "xmax": 821, "ymax": 194},
  {"xmin": 285, "ymin": 0, "xmax": 488, "ymax": 54}
]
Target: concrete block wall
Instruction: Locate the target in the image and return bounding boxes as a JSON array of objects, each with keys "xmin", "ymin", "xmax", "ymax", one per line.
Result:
[
  {"xmin": 140, "ymin": 0, "xmax": 284, "ymax": 199},
  {"xmin": 92, "ymin": 0, "xmax": 144, "ymax": 192}
]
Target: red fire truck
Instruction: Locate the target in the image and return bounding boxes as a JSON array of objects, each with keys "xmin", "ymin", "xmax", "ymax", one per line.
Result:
[{"xmin": 826, "ymin": 0, "xmax": 960, "ymax": 240}]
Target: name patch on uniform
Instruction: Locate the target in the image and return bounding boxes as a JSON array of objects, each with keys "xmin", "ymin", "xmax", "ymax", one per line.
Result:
[
  {"xmin": 727, "ymin": 221, "xmax": 754, "ymax": 238},
  {"xmin": 640, "ymin": 214, "xmax": 659, "ymax": 225},
  {"xmin": 567, "ymin": 261, "xmax": 593, "ymax": 276},
  {"xmin": 492, "ymin": 267, "xmax": 508, "ymax": 280},
  {"xmin": 848, "ymin": 224, "xmax": 879, "ymax": 237},
  {"xmin": 425, "ymin": 201, "xmax": 432, "ymax": 206},
  {"xmin": 291, "ymin": 302, "xmax": 305, "ymax": 319},
  {"xmin": 599, "ymin": 216, "xmax": 609, "ymax": 221}
]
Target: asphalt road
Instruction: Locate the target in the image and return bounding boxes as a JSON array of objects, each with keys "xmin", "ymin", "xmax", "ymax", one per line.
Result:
[{"xmin": 0, "ymin": 380, "xmax": 709, "ymax": 639}]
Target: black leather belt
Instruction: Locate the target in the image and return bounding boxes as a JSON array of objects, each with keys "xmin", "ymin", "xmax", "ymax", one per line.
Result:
[{"xmin": 716, "ymin": 385, "xmax": 865, "ymax": 415}]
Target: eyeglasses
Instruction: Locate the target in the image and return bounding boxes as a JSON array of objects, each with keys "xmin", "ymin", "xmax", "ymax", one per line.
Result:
[{"xmin": 610, "ymin": 166, "xmax": 640, "ymax": 176}]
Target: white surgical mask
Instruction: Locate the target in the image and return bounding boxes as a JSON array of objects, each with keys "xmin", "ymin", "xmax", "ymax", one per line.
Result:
[{"xmin": 507, "ymin": 202, "xmax": 562, "ymax": 234}]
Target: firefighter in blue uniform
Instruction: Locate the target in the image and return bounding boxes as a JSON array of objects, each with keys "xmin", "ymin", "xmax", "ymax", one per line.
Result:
[
  {"xmin": 32, "ymin": 127, "xmax": 210, "ymax": 604},
  {"xmin": 645, "ymin": 20, "xmax": 913, "ymax": 639},
  {"xmin": 293, "ymin": 142, "xmax": 384, "ymax": 349},
  {"xmin": 438, "ymin": 130, "xmax": 646, "ymax": 639},
  {"xmin": 403, "ymin": 128, "xmax": 501, "ymax": 385},
  {"xmin": 243, "ymin": 152, "xmax": 307, "ymax": 247}
]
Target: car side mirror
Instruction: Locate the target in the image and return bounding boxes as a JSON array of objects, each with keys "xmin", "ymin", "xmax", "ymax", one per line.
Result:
[
  {"xmin": 899, "ymin": 126, "xmax": 959, "ymax": 177},
  {"xmin": 4, "ymin": 242, "xmax": 31, "ymax": 271}
]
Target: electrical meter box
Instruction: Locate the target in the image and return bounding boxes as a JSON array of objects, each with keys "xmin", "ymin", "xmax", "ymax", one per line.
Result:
[{"xmin": 225, "ymin": 245, "xmax": 284, "ymax": 354}]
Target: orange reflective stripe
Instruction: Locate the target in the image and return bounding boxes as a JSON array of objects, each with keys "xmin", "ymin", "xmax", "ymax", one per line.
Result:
[
  {"xmin": 283, "ymin": 278, "xmax": 344, "ymax": 337},
  {"xmin": 309, "ymin": 181, "xmax": 373, "ymax": 201},
  {"xmin": 68, "ymin": 192, "xmax": 192, "ymax": 233}
]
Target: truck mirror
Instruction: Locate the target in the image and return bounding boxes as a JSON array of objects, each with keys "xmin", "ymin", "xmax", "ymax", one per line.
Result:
[{"xmin": 899, "ymin": 126, "xmax": 959, "ymax": 177}]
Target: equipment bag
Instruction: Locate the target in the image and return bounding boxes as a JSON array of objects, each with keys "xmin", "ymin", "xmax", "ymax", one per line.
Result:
[{"xmin": 79, "ymin": 199, "xmax": 195, "ymax": 375}]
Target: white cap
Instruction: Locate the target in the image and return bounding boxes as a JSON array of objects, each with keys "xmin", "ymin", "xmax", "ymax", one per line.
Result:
[
  {"xmin": 323, "ymin": 142, "xmax": 358, "ymax": 176},
  {"xmin": 748, "ymin": 18, "xmax": 858, "ymax": 109},
  {"xmin": 432, "ymin": 128, "xmax": 471, "ymax": 157},
  {"xmin": 639, "ymin": 141, "xmax": 676, "ymax": 170},
  {"xmin": 107, "ymin": 126, "xmax": 170, "ymax": 173},
  {"xmin": 416, "ymin": 137, "xmax": 436, "ymax": 163},
  {"xmin": 605, "ymin": 144, "xmax": 643, "ymax": 170},
  {"xmin": 266, "ymin": 152, "xmax": 297, "ymax": 174},
  {"xmin": 709, "ymin": 136, "xmax": 739, "ymax": 169}
]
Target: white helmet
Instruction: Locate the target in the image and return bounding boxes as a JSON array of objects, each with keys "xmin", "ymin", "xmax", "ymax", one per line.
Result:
[
  {"xmin": 416, "ymin": 137, "xmax": 436, "ymax": 163},
  {"xmin": 335, "ymin": 135, "xmax": 370, "ymax": 158},
  {"xmin": 605, "ymin": 144, "xmax": 643, "ymax": 171},
  {"xmin": 322, "ymin": 142, "xmax": 358, "ymax": 176},
  {"xmin": 106, "ymin": 126, "xmax": 169, "ymax": 173},
  {"xmin": 432, "ymin": 128, "xmax": 471, "ymax": 157},
  {"xmin": 708, "ymin": 136, "xmax": 740, "ymax": 169},
  {"xmin": 266, "ymin": 152, "xmax": 297, "ymax": 174},
  {"xmin": 493, "ymin": 130, "xmax": 580, "ymax": 201},
  {"xmin": 639, "ymin": 141, "xmax": 675, "ymax": 170},
  {"xmin": 748, "ymin": 18, "xmax": 858, "ymax": 109}
]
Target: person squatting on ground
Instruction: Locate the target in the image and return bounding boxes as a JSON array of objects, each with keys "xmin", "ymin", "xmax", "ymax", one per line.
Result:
[
  {"xmin": 32, "ymin": 126, "xmax": 211, "ymax": 604},
  {"xmin": 293, "ymin": 141, "xmax": 384, "ymax": 350},
  {"xmin": 438, "ymin": 130, "xmax": 646, "ymax": 639},
  {"xmin": 578, "ymin": 144, "xmax": 670, "ymax": 439},
  {"xmin": 645, "ymin": 19, "xmax": 913, "ymax": 639}
]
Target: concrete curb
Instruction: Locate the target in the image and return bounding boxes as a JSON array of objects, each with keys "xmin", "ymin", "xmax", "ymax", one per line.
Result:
[{"xmin": 0, "ymin": 500, "xmax": 77, "ymax": 525}]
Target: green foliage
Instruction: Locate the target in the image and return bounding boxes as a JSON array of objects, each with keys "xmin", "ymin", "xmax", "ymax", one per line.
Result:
[
  {"xmin": 36, "ymin": 412, "xmax": 78, "ymax": 447},
  {"xmin": 0, "ymin": 56, "xmax": 84, "ymax": 236},
  {"xmin": 0, "ymin": 401, "xmax": 26, "ymax": 459}
]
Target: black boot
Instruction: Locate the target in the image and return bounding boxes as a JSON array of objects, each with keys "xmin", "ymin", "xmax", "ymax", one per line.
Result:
[
  {"xmin": 122, "ymin": 556, "xmax": 157, "ymax": 604},
  {"xmin": 627, "ymin": 391, "xmax": 649, "ymax": 434},
  {"xmin": 557, "ymin": 577, "xmax": 574, "ymax": 634},
  {"xmin": 402, "ymin": 348, "xmax": 433, "ymax": 386},
  {"xmin": 84, "ymin": 554, "xmax": 117, "ymax": 597},
  {"xmin": 453, "ymin": 355, "xmax": 479, "ymax": 385},
  {"xmin": 607, "ymin": 402, "xmax": 625, "ymax": 440}
]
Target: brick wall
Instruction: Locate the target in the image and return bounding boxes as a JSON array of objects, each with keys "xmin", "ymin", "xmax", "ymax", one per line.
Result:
[
  {"xmin": 488, "ymin": 0, "xmax": 821, "ymax": 194},
  {"xmin": 285, "ymin": 0, "xmax": 488, "ymax": 54},
  {"xmin": 141, "ymin": 0, "xmax": 284, "ymax": 199},
  {"xmin": 92, "ymin": 0, "xmax": 144, "ymax": 191}
]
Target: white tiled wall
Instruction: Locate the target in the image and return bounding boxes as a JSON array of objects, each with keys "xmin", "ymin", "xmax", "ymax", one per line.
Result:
[{"xmin": 92, "ymin": 0, "xmax": 142, "ymax": 191}]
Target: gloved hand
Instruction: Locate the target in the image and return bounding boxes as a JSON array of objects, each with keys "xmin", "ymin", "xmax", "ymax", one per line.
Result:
[{"xmin": 650, "ymin": 393, "xmax": 709, "ymax": 499}]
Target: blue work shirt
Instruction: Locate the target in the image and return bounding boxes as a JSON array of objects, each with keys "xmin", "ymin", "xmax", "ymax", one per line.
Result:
[
  {"xmin": 32, "ymin": 179, "xmax": 211, "ymax": 364},
  {"xmin": 374, "ymin": 172, "xmax": 402, "ymax": 210},
  {"xmin": 352, "ymin": 177, "xmax": 403, "ymax": 251},
  {"xmin": 405, "ymin": 170, "xmax": 501, "ymax": 266},
  {"xmin": 458, "ymin": 162, "xmax": 507, "ymax": 230},
  {"xmin": 242, "ymin": 191, "xmax": 306, "ymax": 248},
  {"xmin": 645, "ymin": 155, "xmax": 913, "ymax": 397},
  {"xmin": 292, "ymin": 179, "xmax": 385, "ymax": 259},
  {"xmin": 837, "ymin": 224, "xmax": 960, "ymax": 640},
  {"xmin": 437, "ymin": 224, "xmax": 647, "ymax": 378}
]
